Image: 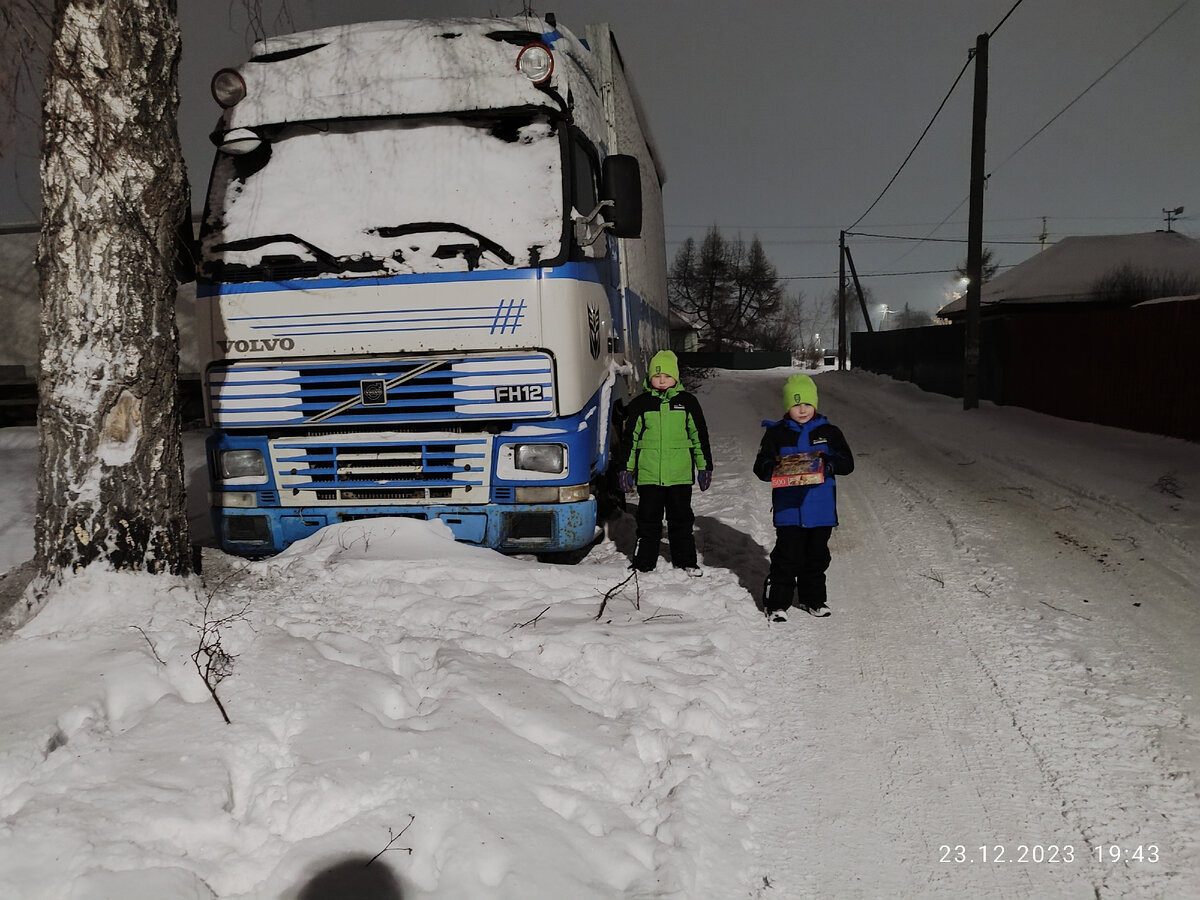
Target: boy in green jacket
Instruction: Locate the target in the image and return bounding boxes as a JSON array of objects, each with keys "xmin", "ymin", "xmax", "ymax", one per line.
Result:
[{"xmin": 618, "ymin": 350, "xmax": 714, "ymax": 574}]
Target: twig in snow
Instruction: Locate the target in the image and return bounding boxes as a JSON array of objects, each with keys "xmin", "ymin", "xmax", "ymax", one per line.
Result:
[
  {"xmin": 365, "ymin": 815, "xmax": 416, "ymax": 867},
  {"xmin": 512, "ymin": 605, "xmax": 551, "ymax": 629},
  {"xmin": 338, "ymin": 526, "xmax": 371, "ymax": 552},
  {"xmin": 918, "ymin": 568, "xmax": 945, "ymax": 587},
  {"xmin": 970, "ymin": 583, "xmax": 992, "ymax": 598},
  {"xmin": 187, "ymin": 594, "xmax": 251, "ymax": 725},
  {"xmin": 596, "ymin": 570, "xmax": 640, "ymax": 620},
  {"xmin": 1038, "ymin": 599, "xmax": 1092, "ymax": 621},
  {"xmin": 130, "ymin": 625, "xmax": 165, "ymax": 664},
  {"xmin": 643, "ymin": 608, "xmax": 683, "ymax": 623}
]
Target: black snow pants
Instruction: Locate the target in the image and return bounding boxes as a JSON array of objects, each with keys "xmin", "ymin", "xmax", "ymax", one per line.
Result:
[
  {"xmin": 632, "ymin": 484, "xmax": 697, "ymax": 571},
  {"xmin": 766, "ymin": 525, "xmax": 833, "ymax": 612}
]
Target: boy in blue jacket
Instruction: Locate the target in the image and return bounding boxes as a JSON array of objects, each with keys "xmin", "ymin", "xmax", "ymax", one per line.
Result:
[{"xmin": 753, "ymin": 373, "xmax": 853, "ymax": 621}]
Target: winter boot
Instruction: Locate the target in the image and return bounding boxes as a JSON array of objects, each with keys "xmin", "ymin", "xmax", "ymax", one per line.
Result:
[
  {"xmin": 632, "ymin": 538, "xmax": 658, "ymax": 572},
  {"xmin": 764, "ymin": 574, "xmax": 795, "ymax": 618}
]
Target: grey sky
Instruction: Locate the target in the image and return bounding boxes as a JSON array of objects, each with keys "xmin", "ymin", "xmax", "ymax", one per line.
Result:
[{"xmin": 4, "ymin": 0, "xmax": 1197, "ymax": 317}]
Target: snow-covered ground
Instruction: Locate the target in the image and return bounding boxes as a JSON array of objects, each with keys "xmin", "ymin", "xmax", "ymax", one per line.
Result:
[{"xmin": 1, "ymin": 368, "xmax": 1198, "ymax": 899}]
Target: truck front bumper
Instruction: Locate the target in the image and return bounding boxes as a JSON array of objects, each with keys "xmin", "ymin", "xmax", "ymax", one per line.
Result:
[{"xmin": 214, "ymin": 498, "xmax": 598, "ymax": 557}]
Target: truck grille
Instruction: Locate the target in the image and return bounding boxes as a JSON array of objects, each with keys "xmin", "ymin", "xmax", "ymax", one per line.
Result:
[
  {"xmin": 209, "ymin": 353, "xmax": 555, "ymax": 428},
  {"xmin": 271, "ymin": 432, "xmax": 490, "ymax": 507}
]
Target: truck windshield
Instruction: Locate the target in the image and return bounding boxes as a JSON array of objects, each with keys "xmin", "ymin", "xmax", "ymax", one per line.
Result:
[{"xmin": 201, "ymin": 114, "xmax": 564, "ymax": 282}]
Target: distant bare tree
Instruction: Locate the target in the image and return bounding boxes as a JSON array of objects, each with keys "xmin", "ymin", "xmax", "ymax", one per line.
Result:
[
  {"xmin": 242, "ymin": 0, "xmax": 296, "ymax": 43},
  {"xmin": 827, "ymin": 283, "xmax": 868, "ymax": 337},
  {"xmin": 0, "ymin": 0, "xmax": 52, "ymax": 160},
  {"xmin": 35, "ymin": 0, "xmax": 192, "ymax": 582},
  {"xmin": 669, "ymin": 228, "xmax": 785, "ymax": 351},
  {"xmin": 752, "ymin": 291, "xmax": 806, "ymax": 355},
  {"xmin": 887, "ymin": 303, "xmax": 933, "ymax": 330},
  {"xmin": 1091, "ymin": 264, "xmax": 1200, "ymax": 306}
]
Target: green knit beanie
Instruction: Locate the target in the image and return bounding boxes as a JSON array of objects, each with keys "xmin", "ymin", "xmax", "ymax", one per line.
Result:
[
  {"xmin": 782, "ymin": 373, "xmax": 818, "ymax": 410},
  {"xmin": 648, "ymin": 350, "xmax": 680, "ymax": 383}
]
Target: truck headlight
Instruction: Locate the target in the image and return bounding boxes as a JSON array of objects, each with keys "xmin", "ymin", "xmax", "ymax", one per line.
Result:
[
  {"xmin": 219, "ymin": 448, "xmax": 266, "ymax": 480},
  {"xmin": 212, "ymin": 491, "xmax": 258, "ymax": 508},
  {"xmin": 516, "ymin": 43, "xmax": 553, "ymax": 85},
  {"xmin": 514, "ymin": 443, "xmax": 565, "ymax": 474}
]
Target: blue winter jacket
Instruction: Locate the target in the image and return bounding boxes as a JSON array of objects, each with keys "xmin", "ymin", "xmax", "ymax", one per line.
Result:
[{"xmin": 753, "ymin": 414, "xmax": 854, "ymax": 528}]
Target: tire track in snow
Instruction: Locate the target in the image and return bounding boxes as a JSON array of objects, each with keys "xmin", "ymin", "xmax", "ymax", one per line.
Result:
[
  {"xmin": 714, "ymin": 369, "xmax": 1105, "ymax": 898},
  {"xmin": 742, "ymin": 465, "xmax": 1096, "ymax": 898},
  {"xmin": 813, "ymin": 371, "xmax": 1200, "ymax": 899}
]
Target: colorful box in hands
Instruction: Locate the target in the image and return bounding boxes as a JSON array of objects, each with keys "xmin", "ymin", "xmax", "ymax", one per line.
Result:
[{"xmin": 771, "ymin": 451, "xmax": 825, "ymax": 488}]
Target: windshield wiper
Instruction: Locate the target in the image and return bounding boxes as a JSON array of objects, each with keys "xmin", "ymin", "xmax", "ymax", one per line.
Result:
[
  {"xmin": 369, "ymin": 222, "xmax": 516, "ymax": 267},
  {"xmin": 212, "ymin": 233, "xmax": 388, "ymax": 277}
]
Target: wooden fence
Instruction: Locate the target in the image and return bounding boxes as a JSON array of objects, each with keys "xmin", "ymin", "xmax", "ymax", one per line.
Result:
[{"xmin": 851, "ymin": 300, "xmax": 1200, "ymax": 442}]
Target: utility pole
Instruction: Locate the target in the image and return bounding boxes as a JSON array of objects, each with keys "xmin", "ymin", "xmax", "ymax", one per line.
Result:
[
  {"xmin": 963, "ymin": 32, "xmax": 988, "ymax": 411},
  {"xmin": 842, "ymin": 242, "xmax": 874, "ymax": 333},
  {"xmin": 838, "ymin": 231, "xmax": 847, "ymax": 370}
]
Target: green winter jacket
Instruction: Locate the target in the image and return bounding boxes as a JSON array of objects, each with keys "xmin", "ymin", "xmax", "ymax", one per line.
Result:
[{"xmin": 621, "ymin": 366, "xmax": 713, "ymax": 487}]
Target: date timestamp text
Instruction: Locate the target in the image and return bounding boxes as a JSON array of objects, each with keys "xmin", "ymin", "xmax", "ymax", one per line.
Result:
[{"xmin": 939, "ymin": 844, "xmax": 1160, "ymax": 864}]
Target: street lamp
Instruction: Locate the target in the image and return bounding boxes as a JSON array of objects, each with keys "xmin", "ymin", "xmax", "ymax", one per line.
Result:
[{"xmin": 878, "ymin": 304, "xmax": 890, "ymax": 329}]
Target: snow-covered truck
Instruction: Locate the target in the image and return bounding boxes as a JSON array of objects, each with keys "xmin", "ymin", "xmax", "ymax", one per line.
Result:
[{"xmin": 197, "ymin": 16, "xmax": 668, "ymax": 557}]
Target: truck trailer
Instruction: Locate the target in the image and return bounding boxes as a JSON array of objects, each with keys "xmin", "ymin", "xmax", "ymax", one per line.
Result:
[{"xmin": 197, "ymin": 15, "xmax": 668, "ymax": 556}]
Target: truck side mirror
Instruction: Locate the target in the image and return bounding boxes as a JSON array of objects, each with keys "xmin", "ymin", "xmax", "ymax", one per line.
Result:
[{"xmin": 601, "ymin": 154, "xmax": 642, "ymax": 239}]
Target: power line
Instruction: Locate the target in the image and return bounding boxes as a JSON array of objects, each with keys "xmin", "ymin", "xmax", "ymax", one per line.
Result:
[
  {"xmin": 845, "ymin": 230, "xmax": 1041, "ymax": 245},
  {"xmin": 886, "ymin": 0, "xmax": 1191, "ymax": 268},
  {"xmin": 845, "ymin": 55, "xmax": 973, "ymax": 232},
  {"xmin": 666, "ymin": 214, "xmax": 1162, "ymax": 233},
  {"xmin": 989, "ymin": 0, "xmax": 1028, "ymax": 37},
  {"xmin": 779, "ymin": 264, "xmax": 1016, "ymax": 282},
  {"xmin": 985, "ymin": 0, "xmax": 1191, "ymax": 181},
  {"xmin": 841, "ymin": 1, "xmax": 1026, "ymax": 233}
]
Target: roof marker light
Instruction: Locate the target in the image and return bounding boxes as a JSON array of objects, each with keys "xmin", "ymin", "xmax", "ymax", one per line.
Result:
[
  {"xmin": 516, "ymin": 43, "xmax": 553, "ymax": 84},
  {"xmin": 218, "ymin": 128, "xmax": 263, "ymax": 156},
  {"xmin": 211, "ymin": 69, "xmax": 247, "ymax": 108}
]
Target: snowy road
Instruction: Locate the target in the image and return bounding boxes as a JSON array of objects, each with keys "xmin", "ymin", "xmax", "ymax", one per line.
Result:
[
  {"xmin": 2, "ymin": 368, "xmax": 1198, "ymax": 899},
  {"xmin": 699, "ymin": 370, "xmax": 1200, "ymax": 898}
]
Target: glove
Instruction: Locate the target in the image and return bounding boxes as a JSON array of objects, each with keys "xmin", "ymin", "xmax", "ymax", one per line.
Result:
[
  {"xmin": 697, "ymin": 469, "xmax": 712, "ymax": 492},
  {"xmin": 618, "ymin": 470, "xmax": 636, "ymax": 493},
  {"xmin": 820, "ymin": 453, "xmax": 834, "ymax": 476}
]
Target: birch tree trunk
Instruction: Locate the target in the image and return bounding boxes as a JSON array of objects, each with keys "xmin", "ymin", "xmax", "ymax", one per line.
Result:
[{"xmin": 36, "ymin": 0, "xmax": 191, "ymax": 578}]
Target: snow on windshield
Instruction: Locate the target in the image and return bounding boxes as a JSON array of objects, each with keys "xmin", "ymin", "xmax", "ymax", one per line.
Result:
[{"xmin": 202, "ymin": 115, "xmax": 563, "ymax": 278}]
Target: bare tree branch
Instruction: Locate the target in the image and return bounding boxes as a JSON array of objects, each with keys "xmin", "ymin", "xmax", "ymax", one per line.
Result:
[
  {"xmin": 596, "ymin": 570, "xmax": 640, "ymax": 620},
  {"xmin": 365, "ymin": 815, "xmax": 416, "ymax": 867},
  {"xmin": 0, "ymin": 0, "xmax": 52, "ymax": 159}
]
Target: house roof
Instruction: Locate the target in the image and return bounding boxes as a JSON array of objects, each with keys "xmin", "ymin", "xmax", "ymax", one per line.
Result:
[
  {"xmin": 938, "ymin": 231, "xmax": 1200, "ymax": 318},
  {"xmin": 668, "ymin": 309, "xmax": 700, "ymax": 331}
]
